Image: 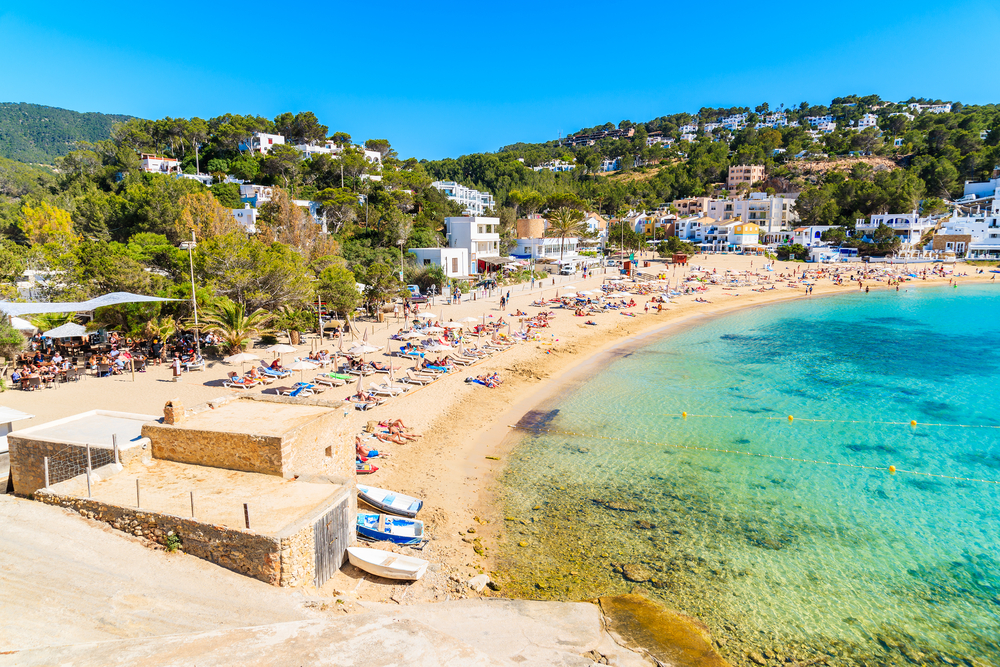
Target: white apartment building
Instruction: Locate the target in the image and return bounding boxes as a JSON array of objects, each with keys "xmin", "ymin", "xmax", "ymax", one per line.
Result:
[
  {"xmin": 679, "ymin": 124, "xmax": 698, "ymax": 134},
  {"xmin": 908, "ymin": 103, "xmax": 952, "ymax": 114},
  {"xmin": 245, "ymin": 132, "xmax": 286, "ymax": 155},
  {"xmin": 933, "ymin": 204, "xmax": 1000, "ymax": 258},
  {"xmin": 445, "ymin": 216, "xmax": 503, "ymax": 274},
  {"xmin": 532, "ymin": 160, "xmax": 576, "ymax": 172},
  {"xmin": 703, "ymin": 193, "xmax": 800, "ymax": 237},
  {"xmin": 431, "ymin": 181, "xmax": 496, "ymax": 216},
  {"xmin": 805, "ymin": 115, "xmax": 834, "ymax": 126},
  {"xmin": 855, "ymin": 113, "xmax": 878, "ymax": 130},
  {"xmin": 140, "ymin": 154, "xmax": 182, "ymax": 174},
  {"xmin": 680, "ymin": 132, "xmax": 697, "ymax": 142},
  {"xmin": 856, "ymin": 213, "xmax": 937, "ymax": 245}
]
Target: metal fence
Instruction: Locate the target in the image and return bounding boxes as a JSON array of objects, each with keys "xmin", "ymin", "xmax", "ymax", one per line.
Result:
[{"xmin": 45, "ymin": 441, "xmax": 118, "ymax": 492}]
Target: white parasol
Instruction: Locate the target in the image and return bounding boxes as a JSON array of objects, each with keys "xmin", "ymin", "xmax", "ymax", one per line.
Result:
[
  {"xmin": 442, "ymin": 321, "xmax": 463, "ymax": 329},
  {"xmin": 398, "ymin": 330, "xmax": 423, "ymax": 339},
  {"xmin": 424, "ymin": 326, "xmax": 445, "ymax": 335},
  {"xmin": 416, "ymin": 312, "xmax": 437, "ymax": 320},
  {"xmin": 224, "ymin": 351, "xmax": 260, "ymax": 373},
  {"xmin": 287, "ymin": 359, "xmax": 318, "ymax": 383}
]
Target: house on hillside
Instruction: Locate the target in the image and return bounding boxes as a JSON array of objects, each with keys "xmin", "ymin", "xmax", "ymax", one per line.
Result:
[
  {"xmin": 140, "ymin": 154, "xmax": 182, "ymax": 175},
  {"xmin": 243, "ymin": 132, "xmax": 286, "ymax": 155}
]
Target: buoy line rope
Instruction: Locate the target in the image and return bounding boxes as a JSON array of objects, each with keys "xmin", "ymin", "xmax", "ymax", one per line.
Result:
[
  {"xmin": 506, "ymin": 425, "xmax": 1000, "ymax": 486},
  {"xmin": 547, "ymin": 411, "xmax": 1000, "ymax": 430}
]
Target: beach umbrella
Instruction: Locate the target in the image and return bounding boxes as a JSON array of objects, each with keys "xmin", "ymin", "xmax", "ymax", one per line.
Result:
[
  {"xmin": 355, "ymin": 373, "xmax": 364, "ymax": 396},
  {"xmin": 266, "ymin": 344, "xmax": 296, "ymax": 364},
  {"xmin": 458, "ymin": 316, "xmax": 478, "ymax": 323},
  {"xmin": 225, "ymin": 351, "xmax": 260, "ymax": 374},
  {"xmin": 443, "ymin": 321, "xmax": 463, "ymax": 329},
  {"xmin": 424, "ymin": 326, "xmax": 445, "ymax": 335},
  {"xmin": 399, "ymin": 330, "xmax": 422, "ymax": 340},
  {"xmin": 423, "ymin": 342, "xmax": 452, "ymax": 352},
  {"xmin": 287, "ymin": 359, "xmax": 318, "ymax": 383},
  {"xmin": 417, "ymin": 312, "xmax": 437, "ymax": 320}
]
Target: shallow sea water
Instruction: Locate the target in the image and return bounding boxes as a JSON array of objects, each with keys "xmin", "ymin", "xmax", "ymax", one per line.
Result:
[{"xmin": 497, "ymin": 284, "xmax": 1000, "ymax": 665}]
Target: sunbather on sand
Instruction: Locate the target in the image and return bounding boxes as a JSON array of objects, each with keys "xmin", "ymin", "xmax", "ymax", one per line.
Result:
[{"xmin": 355, "ymin": 436, "xmax": 380, "ymax": 461}]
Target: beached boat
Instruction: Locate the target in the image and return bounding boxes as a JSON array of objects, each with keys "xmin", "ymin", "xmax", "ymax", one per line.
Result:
[
  {"xmin": 356, "ymin": 512, "xmax": 423, "ymax": 545},
  {"xmin": 346, "ymin": 546, "xmax": 429, "ymax": 581},
  {"xmin": 357, "ymin": 484, "xmax": 423, "ymax": 518},
  {"xmin": 356, "ymin": 461, "xmax": 379, "ymax": 475}
]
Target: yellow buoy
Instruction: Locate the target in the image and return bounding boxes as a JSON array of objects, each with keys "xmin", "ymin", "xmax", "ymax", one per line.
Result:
[
  {"xmin": 788, "ymin": 415, "xmax": 794, "ymax": 422},
  {"xmin": 889, "ymin": 465, "xmax": 896, "ymax": 474},
  {"xmin": 681, "ymin": 412, "xmax": 687, "ymax": 418},
  {"xmin": 910, "ymin": 420, "xmax": 917, "ymax": 427}
]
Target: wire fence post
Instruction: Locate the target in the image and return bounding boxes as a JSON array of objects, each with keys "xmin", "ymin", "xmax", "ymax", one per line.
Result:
[
  {"xmin": 43, "ymin": 456, "xmax": 49, "ymax": 489},
  {"xmin": 112, "ymin": 434, "xmax": 119, "ymax": 466},
  {"xmin": 190, "ymin": 491, "xmax": 195, "ymax": 518},
  {"xmin": 136, "ymin": 479, "xmax": 140, "ymax": 508},
  {"xmin": 243, "ymin": 503, "xmax": 250, "ymax": 529},
  {"xmin": 85, "ymin": 444, "xmax": 92, "ymax": 498}
]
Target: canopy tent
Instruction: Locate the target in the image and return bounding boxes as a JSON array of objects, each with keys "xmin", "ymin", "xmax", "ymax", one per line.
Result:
[
  {"xmin": 42, "ymin": 323, "xmax": 88, "ymax": 339},
  {"xmin": 0, "ymin": 292, "xmax": 178, "ymax": 318}
]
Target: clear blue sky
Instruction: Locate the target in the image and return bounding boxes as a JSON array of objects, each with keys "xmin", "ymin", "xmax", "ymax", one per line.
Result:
[{"xmin": 2, "ymin": 1, "xmax": 998, "ymax": 160}]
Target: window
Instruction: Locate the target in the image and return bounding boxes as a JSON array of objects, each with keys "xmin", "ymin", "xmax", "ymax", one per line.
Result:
[
  {"xmin": 452, "ymin": 257, "xmax": 458, "ymax": 273},
  {"xmin": 423, "ymin": 259, "xmax": 431, "ymax": 266}
]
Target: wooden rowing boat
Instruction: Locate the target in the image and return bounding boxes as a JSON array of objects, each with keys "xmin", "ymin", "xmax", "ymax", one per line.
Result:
[{"xmin": 346, "ymin": 546, "xmax": 428, "ymax": 580}]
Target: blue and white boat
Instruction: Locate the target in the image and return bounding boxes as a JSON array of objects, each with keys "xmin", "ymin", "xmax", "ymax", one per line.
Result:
[
  {"xmin": 356, "ymin": 512, "xmax": 424, "ymax": 545},
  {"xmin": 357, "ymin": 484, "xmax": 423, "ymax": 518}
]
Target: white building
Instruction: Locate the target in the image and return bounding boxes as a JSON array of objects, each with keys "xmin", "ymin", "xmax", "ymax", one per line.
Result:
[
  {"xmin": 444, "ymin": 216, "xmax": 503, "ymax": 274},
  {"xmin": 532, "ymin": 160, "xmax": 576, "ymax": 172},
  {"xmin": 962, "ymin": 174, "xmax": 1000, "ymax": 200},
  {"xmin": 140, "ymin": 154, "xmax": 182, "ymax": 175},
  {"xmin": 245, "ymin": 132, "xmax": 286, "ymax": 155},
  {"xmin": 431, "ymin": 181, "xmax": 496, "ymax": 216},
  {"xmin": 240, "ymin": 184, "xmax": 274, "ymax": 205},
  {"xmin": 410, "ymin": 247, "xmax": 469, "ymax": 278},
  {"xmin": 856, "ymin": 213, "xmax": 937, "ymax": 245},
  {"xmin": 856, "ymin": 113, "xmax": 878, "ymax": 130},
  {"xmin": 513, "ymin": 237, "xmax": 581, "ymax": 262},
  {"xmin": 679, "ymin": 123, "xmax": 698, "ymax": 134},
  {"xmin": 934, "ymin": 207, "xmax": 1000, "ymax": 258},
  {"xmin": 791, "ymin": 226, "xmax": 837, "ymax": 247},
  {"xmin": 680, "ymin": 132, "xmax": 697, "ymax": 142},
  {"xmin": 231, "ymin": 205, "xmax": 258, "ymax": 233},
  {"xmin": 703, "ymin": 193, "xmax": 800, "ymax": 237},
  {"xmin": 805, "ymin": 115, "xmax": 834, "ymax": 126}
]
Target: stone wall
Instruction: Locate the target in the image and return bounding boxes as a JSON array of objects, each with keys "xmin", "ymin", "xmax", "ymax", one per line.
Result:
[
  {"xmin": 278, "ymin": 521, "xmax": 316, "ymax": 587},
  {"xmin": 33, "ymin": 488, "xmax": 350, "ymax": 587},
  {"xmin": 932, "ymin": 234, "xmax": 972, "ymax": 251},
  {"xmin": 144, "ymin": 424, "xmax": 285, "ymax": 476},
  {"xmin": 9, "ymin": 437, "xmax": 149, "ymax": 496},
  {"xmin": 144, "ymin": 396, "xmax": 355, "ymax": 482}
]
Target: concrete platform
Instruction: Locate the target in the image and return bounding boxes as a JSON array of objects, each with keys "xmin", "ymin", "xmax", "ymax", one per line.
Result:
[
  {"xmin": 14, "ymin": 410, "xmax": 154, "ymax": 449},
  {"xmin": 49, "ymin": 459, "xmax": 344, "ymax": 535},
  {"xmin": 3, "ymin": 616, "xmax": 500, "ymax": 667}
]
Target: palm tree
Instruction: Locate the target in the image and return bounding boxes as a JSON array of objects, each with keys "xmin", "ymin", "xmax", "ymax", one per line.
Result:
[
  {"xmin": 200, "ymin": 301, "xmax": 273, "ymax": 354},
  {"xmin": 29, "ymin": 312, "xmax": 76, "ymax": 333},
  {"xmin": 544, "ymin": 207, "xmax": 587, "ymax": 263},
  {"xmin": 143, "ymin": 316, "xmax": 177, "ymax": 341}
]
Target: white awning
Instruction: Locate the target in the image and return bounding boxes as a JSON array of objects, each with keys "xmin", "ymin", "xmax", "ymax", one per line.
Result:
[
  {"xmin": 0, "ymin": 292, "xmax": 178, "ymax": 317},
  {"xmin": 42, "ymin": 323, "xmax": 88, "ymax": 339}
]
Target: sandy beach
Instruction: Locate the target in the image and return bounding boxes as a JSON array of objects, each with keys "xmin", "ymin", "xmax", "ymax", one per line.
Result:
[{"xmin": 3, "ymin": 253, "xmax": 992, "ymax": 600}]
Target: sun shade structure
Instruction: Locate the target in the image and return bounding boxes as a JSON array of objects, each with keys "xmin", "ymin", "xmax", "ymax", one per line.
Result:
[
  {"xmin": 10, "ymin": 317, "xmax": 37, "ymax": 332},
  {"xmin": 42, "ymin": 323, "xmax": 88, "ymax": 339},
  {"xmin": 0, "ymin": 292, "xmax": 178, "ymax": 317}
]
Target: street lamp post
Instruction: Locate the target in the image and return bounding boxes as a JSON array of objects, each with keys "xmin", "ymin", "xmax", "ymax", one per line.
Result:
[{"xmin": 179, "ymin": 232, "xmax": 200, "ymax": 358}]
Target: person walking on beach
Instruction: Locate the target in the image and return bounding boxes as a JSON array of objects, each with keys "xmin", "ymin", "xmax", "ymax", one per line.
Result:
[{"xmin": 499, "ymin": 295, "xmax": 506, "ymax": 311}]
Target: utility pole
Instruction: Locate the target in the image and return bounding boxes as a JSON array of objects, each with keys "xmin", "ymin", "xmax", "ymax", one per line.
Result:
[{"xmin": 180, "ymin": 232, "xmax": 200, "ymax": 358}]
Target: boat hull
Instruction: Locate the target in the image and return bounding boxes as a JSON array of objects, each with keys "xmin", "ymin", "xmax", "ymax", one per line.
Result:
[
  {"xmin": 347, "ymin": 547, "xmax": 428, "ymax": 581},
  {"xmin": 357, "ymin": 484, "xmax": 423, "ymax": 518}
]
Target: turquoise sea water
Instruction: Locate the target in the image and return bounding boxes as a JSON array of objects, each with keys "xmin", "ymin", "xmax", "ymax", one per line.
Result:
[{"xmin": 497, "ymin": 285, "xmax": 1000, "ymax": 665}]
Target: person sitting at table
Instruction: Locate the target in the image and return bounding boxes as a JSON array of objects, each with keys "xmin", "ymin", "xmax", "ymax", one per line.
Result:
[
  {"xmin": 33, "ymin": 351, "xmax": 44, "ymax": 364},
  {"xmin": 10, "ymin": 369, "xmax": 21, "ymax": 385}
]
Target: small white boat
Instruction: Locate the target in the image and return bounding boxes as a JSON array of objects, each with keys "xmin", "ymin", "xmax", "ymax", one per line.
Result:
[
  {"xmin": 347, "ymin": 546, "xmax": 429, "ymax": 581},
  {"xmin": 356, "ymin": 512, "xmax": 424, "ymax": 545},
  {"xmin": 357, "ymin": 484, "xmax": 423, "ymax": 518}
]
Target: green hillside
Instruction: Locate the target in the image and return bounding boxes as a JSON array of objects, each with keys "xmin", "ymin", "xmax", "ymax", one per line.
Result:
[{"xmin": 0, "ymin": 103, "xmax": 132, "ymax": 164}]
